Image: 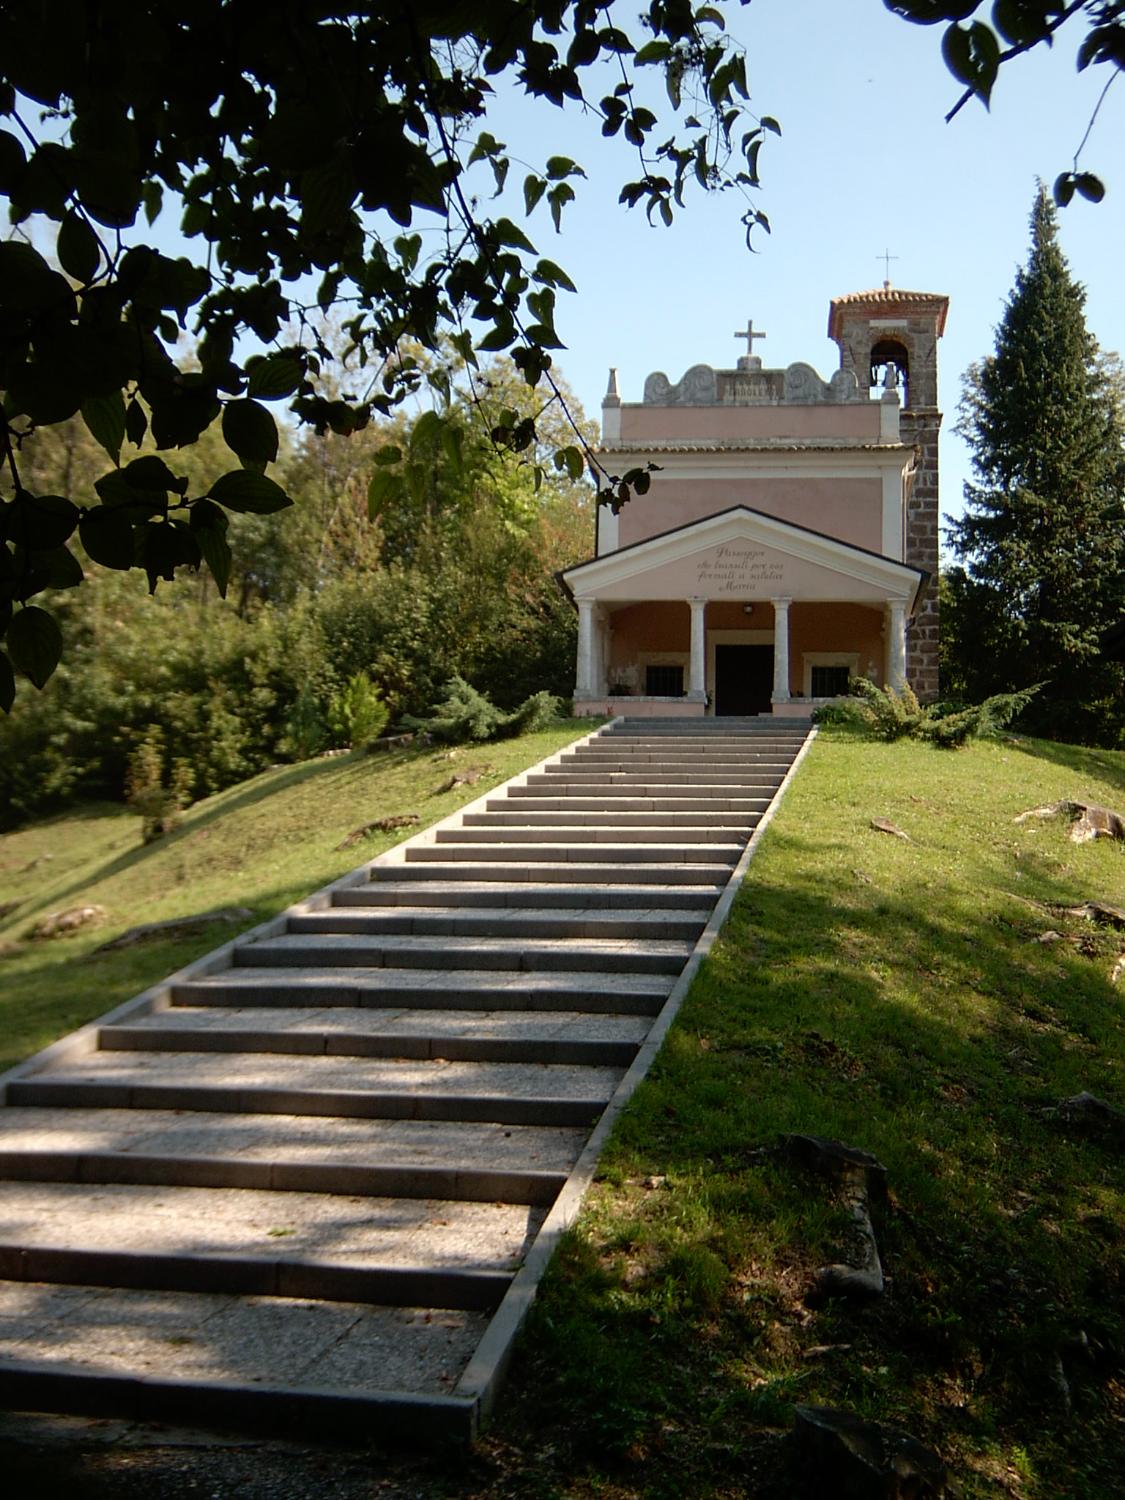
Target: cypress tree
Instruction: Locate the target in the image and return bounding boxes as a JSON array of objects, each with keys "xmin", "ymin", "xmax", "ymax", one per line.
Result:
[{"xmin": 947, "ymin": 187, "xmax": 1125, "ymax": 741}]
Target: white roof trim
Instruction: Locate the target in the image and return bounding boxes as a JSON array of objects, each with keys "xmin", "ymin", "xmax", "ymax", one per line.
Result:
[{"xmin": 562, "ymin": 505, "xmax": 923, "ymax": 603}]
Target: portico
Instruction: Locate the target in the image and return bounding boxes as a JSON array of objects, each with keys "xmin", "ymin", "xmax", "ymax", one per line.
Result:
[{"xmin": 563, "ymin": 506, "xmax": 926, "ymax": 718}]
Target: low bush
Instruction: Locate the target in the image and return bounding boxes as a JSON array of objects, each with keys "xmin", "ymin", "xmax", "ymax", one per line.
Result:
[
  {"xmin": 814, "ymin": 678, "xmax": 1040, "ymax": 748},
  {"xmin": 403, "ymin": 676, "xmax": 559, "ymax": 744}
]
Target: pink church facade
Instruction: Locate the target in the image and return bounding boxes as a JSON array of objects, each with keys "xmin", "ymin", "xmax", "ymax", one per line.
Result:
[{"xmin": 562, "ymin": 289, "xmax": 947, "ymax": 718}]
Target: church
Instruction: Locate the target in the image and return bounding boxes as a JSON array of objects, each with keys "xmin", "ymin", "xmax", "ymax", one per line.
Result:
[{"xmin": 562, "ymin": 286, "xmax": 946, "ymax": 717}]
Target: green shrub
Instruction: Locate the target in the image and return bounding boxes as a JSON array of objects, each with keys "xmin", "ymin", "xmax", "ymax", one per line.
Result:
[
  {"xmin": 814, "ymin": 678, "xmax": 1041, "ymax": 749},
  {"xmin": 124, "ymin": 725, "xmax": 194, "ymax": 844},
  {"xmin": 282, "ymin": 684, "xmax": 327, "ymax": 761},
  {"xmin": 812, "ymin": 678, "xmax": 925, "ymax": 740},
  {"xmin": 327, "ymin": 672, "xmax": 390, "ymax": 749},
  {"xmin": 403, "ymin": 676, "xmax": 559, "ymax": 745}
]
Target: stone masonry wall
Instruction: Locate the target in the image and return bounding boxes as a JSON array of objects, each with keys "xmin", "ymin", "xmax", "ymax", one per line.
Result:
[{"xmin": 900, "ymin": 408, "xmax": 941, "ymax": 702}]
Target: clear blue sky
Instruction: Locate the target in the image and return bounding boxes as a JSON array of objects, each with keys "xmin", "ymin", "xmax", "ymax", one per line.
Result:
[{"xmin": 480, "ymin": 0, "xmax": 1125, "ymax": 546}]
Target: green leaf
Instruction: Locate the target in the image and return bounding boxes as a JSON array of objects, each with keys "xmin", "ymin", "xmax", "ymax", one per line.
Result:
[
  {"xmin": 366, "ymin": 467, "xmax": 401, "ymax": 518},
  {"xmin": 556, "ymin": 445, "xmax": 585, "ymax": 482},
  {"xmin": 79, "ymin": 506, "xmax": 139, "ymax": 569},
  {"xmin": 372, "ymin": 445, "xmax": 402, "ymax": 467},
  {"xmin": 57, "ymin": 210, "xmax": 100, "ymax": 284},
  {"xmin": 524, "ymin": 174, "xmax": 547, "ymax": 216},
  {"xmin": 125, "ymin": 398, "xmax": 148, "ymax": 448},
  {"xmin": 1053, "ymin": 173, "xmax": 1077, "ymax": 207},
  {"xmin": 535, "ymin": 259, "xmax": 577, "ymax": 293},
  {"xmin": 0, "ymin": 129, "xmax": 26, "ymax": 193},
  {"xmin": 246, "ymin": 353, "xmax": 303, "ymax": 400},
  {"xmin": 7, "ymin": 605, "xmax": 61, "ymax": 688},
  {"xmin": 142, "ymin": 179, "xmax": 164, "ymax": 225},
  {"xmin": 139, "ymin": 518, "xmax": 200, "ymax": 590},
  {"xmin": 222, "ymin": 398, "xmax": 279, "ymax": 470},
  {"xmin": 477, "ymin": 325, "xmax": 516, "ymax": 353},
  {"xmin": 409, "ymin": 409, "xmax": 444, "ymax": 451},
  {"xmin": 81, "ymin": 391, "xmax": 127, "ymax": 465},
  {"xmin": 189, "ymin": 497, "xmax": 229, "ymax": 534},
  {"xmin": 194, "ymin": 523, "xmax": 232, "ymax": 597},
  {"xmin": 0, "ymin": 650, "xmax": 14, "ymax": 713},
  {"xmin": 6, "ymin": 363, "xmax": 83, "ymax": 426},
  {"xmin": 941, "ymin": 21, "xmax": 1000, "ymax": 105},
  {"xmin": 208, "ymin": 470, "xmax": 293, "ymax": 514},
  {"xmin": 1075, "ymin": 173, "xmax": 1105, "ymax": 204},
  {"xmin": 548, "ymin": 182, "xmax": 576, "ymax": 232},
  {"xmin": 33, "ymin": 540, "xmax": 84, "ymax": 585},
  {"xmin": 122, "ymin": 455, "xmax": 186, "ymax": 493},
  {"xmin": 492, "ymin": 217, "xmax": 536, "ymax": 252},
  {"xmin": 5, "ymin": 493, "xmax": 80, "ymax": 550}
]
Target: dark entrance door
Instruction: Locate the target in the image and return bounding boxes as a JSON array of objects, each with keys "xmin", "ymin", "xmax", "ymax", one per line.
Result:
[{"xmin": 714, "ymin": 644, "xmax": 773, "ymax": 716}]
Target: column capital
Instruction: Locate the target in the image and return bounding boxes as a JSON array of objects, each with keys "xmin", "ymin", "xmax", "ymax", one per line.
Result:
[{"xmin": 771, "ymin": 595, "xmax": 792, "ymax": 610}]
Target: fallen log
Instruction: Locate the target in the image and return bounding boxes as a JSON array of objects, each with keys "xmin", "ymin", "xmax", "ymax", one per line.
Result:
[
  {"xmin": 335, "ymin": 813, "xmax": 420, "ymax": 851},
  {"xmin": 1014, "ymin": 800, "xmax": 1125, "ymax": 843},
  {"xmin": 94, "ymin": 906, "xmax": 254, "ymax": 953}
]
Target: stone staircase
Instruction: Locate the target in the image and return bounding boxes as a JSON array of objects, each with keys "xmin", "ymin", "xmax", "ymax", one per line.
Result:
[{"xmin": 0, "ymin": 718, "xmax": 812, "ymax": 1441}]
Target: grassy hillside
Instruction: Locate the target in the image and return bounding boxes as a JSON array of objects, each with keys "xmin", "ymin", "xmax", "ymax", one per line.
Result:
[
  {"xmin": 0, "ymin": 722, "xmax": 595, "ymax": 1075},
  {"xmin": 496, "ymin": 730, "xmax": 1125, "ymax": 1499},
  {"xmin": 1, "ymin": 724, "xmax": 1122, "ymax": 1497}
]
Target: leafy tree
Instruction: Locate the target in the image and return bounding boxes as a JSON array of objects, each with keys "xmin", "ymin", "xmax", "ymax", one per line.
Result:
[
  {"xmin": 945, "ymin": 187, "xmax": 1125, "ymax": 741},
  {"xmin": 0, "ymin": 1, "xmax": 772, "ymax": 706},
  {"xmin": 886, "ymin": 1, "xmax": 1124, "ymax": 203}
]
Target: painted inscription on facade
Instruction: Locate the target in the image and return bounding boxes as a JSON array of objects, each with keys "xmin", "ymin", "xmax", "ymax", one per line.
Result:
[{"xmin": 694, "ymin": 544, "xmax": 788, "ymax": 593}]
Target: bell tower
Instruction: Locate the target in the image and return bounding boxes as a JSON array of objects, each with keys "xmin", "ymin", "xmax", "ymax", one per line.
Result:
[{"xmin": 828, "ymin": 287, "xmax": 948, "ymax": 700}]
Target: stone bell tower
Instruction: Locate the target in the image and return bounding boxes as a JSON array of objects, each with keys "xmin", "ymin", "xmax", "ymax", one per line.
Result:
[{"xmin": 828, "ymin": 286, "xmax": 949, "ymax": 700}]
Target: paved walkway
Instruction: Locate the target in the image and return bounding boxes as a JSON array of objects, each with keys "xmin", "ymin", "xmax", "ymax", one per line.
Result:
[{"xmin": 0, "ymin": 718, "xmax": 812, "ymax": 1440}]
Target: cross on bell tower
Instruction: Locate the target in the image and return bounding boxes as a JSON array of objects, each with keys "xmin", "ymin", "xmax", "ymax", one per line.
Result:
[
  {"xmin": 876, "ymin": 248, "xmax": 899, "ymax": 289},
  {"xmin": 733, "ymin": 318, "xmax": 767, "ymax": 371}
]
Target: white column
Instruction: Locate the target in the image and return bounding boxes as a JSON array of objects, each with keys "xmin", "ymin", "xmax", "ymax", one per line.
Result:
[
  {"xmin": 592, "ymin": 606, "xmax": 608, "ymax": 696},
  {"xmin": 771, "ymin": 597, "xmax": 791, "ymax": 704},
  {"xmin": 688, "ymin": 597, "xmax": 706, "ymax": 698},
  {"xmin": 886, "ymin": 600, "xmax": 907, "ymax": 692},
  {"xmin": 576, "ymin": 599, "xmax": 595, "ymax": 697}
]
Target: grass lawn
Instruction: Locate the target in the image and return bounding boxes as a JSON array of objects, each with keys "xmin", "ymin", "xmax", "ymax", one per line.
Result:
[
  {"xmin": 0, "ymin": 724, "xmax": 1122, "ymax": 1497},
  {"xmin": 0, "ymin": 722, "xmax": 595, "ymax": 1074},
  {"xmin": 489, "ymin": 730, "xmax": 1125, "ymax": 1499}
]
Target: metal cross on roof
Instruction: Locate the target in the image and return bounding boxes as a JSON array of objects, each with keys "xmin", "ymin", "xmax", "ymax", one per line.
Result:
[
  {"xmin": 732, "ymin": 319, "xmax": 767, "ymax": 357},
  {"xmin": 877, "ymin": 248, "xmax": 899, "ymax": 287}
]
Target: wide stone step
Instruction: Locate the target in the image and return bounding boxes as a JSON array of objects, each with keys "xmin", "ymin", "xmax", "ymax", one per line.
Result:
[
  {"xmin": 235, "ymin": 932, "xmax": 691, "ymax": 975},
  {"xmin": 469, "ymin": 807, "xmax": 760, "ymax": 826},
  {"xmin": 371, "ymin": 859, "xmax": 732, "ymax": 885},
  {"xmin": 9, "ymin": 1050, "xmax": 620, "ymax": 1129},
  {"xmin": 493, "ymin": 795, "xmax": 769, "ymax": 814},
  {"xmin": 99, "ymin": 1014, "xmax": 643, "ymax": 1067},
  {"xmin": 0, "ymin": 1281, "xmax": 483, "ymax": 1437},
  {"xmin": 0, "ymin": 1106, "xmax": 587, "ymax": 1185},
  {"xmin": 516, "ymin": 779, "xmax": 781, "ymax": 797},
  {"xmin": 558, "ymin": 753, "xmax": 793, "ymax": 768},
  {"xmin": 172, "ymin": 968, "xmax": 673, "ymax": 1014},
  {"xmin": 435, "ymin": 825, "xmax": 742, "ymax": 846},
  {"xmin": 335, "ymin": 881, "xmax": 718, "ymax": 911},
  {"xmin": 532, "ymin": 769, "xmax": 786, "ymax": 786},
  {"xmin": 0, "ymin": 1180, "xmax": 545, "ymax": 1294},
  {"xmin": 0, "ymin": 1127, "xmax": 570, "ymax": 1208},
  {"xmin": 289, "ymin": 906, "xmax": 706, "ymax": 942},
  {"xmin": 404, "ymin": 843, "xmax": 741, "ymax": 866}
]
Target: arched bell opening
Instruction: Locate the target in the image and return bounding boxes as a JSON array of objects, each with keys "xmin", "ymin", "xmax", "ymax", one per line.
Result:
[{"xmin": 870, "ymin": 337, "xmax": 910, "ymax": 407}]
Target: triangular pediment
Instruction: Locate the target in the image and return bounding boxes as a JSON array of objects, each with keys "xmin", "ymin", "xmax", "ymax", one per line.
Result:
[{"xmin": 562, "ymin": 506, "xmax": 925, "ymax": 607}]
